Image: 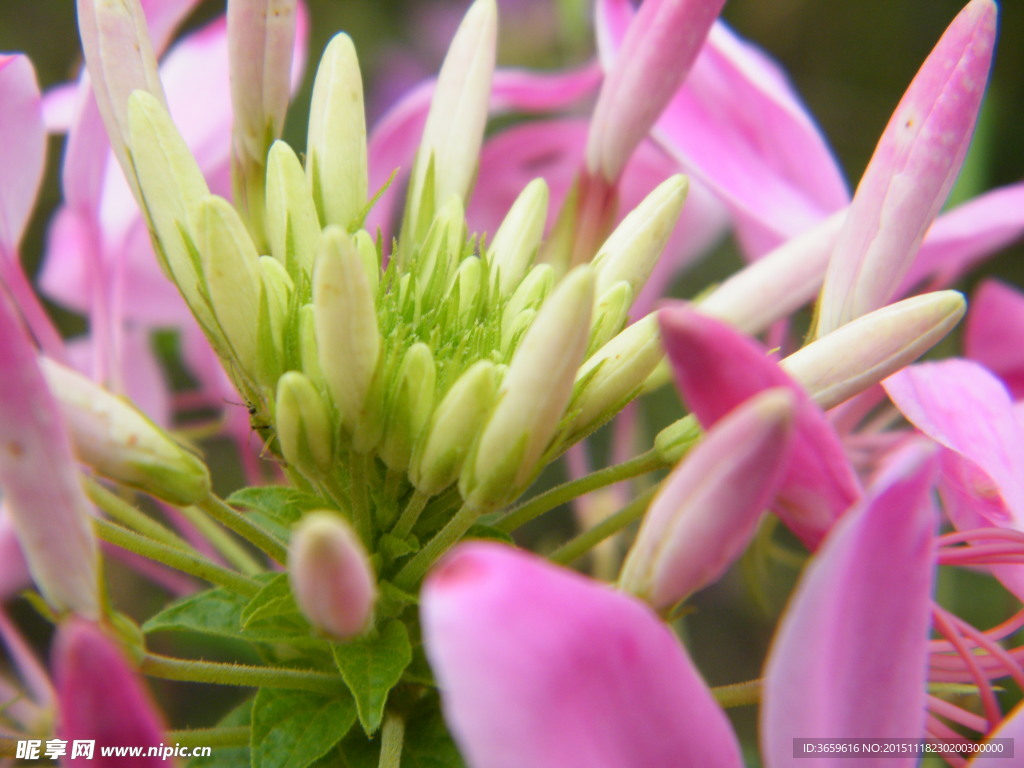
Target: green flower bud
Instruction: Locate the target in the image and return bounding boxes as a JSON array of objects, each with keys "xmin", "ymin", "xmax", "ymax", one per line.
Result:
[
  {"xmin": 298, "ymin": 304, "xmax": 325, "ymax": 388},
  {"xmin": 411, "ymin": 196, "xmax": 467, "ymax": 299},
  {"xmin": 40, "ymin": 359, "xmax": 210, "ymax": 505},
  {"xmin": 314, "ymin": 226, "xmax": 381, "ymax": 437},
  {"xmin": 461, "ymin": 266, "xmax": 594, "ymax": 510},
  {"xmin": 353, "ymin": 229, "xmax": 381, "ymax": 296},
  {"xmin": 307, "ymin": 33, "xmax": 368, "ymax": 231},
  {"xmin": 266, "ymin": 140, "xmax": 322, "ymax": 277},
  {"xmin": 588, "ymin": 280, "xmax": 633, "ymax": 353},
  {"xmin": 276, "ymin": 371, "xmax": 334, "ymax": 474},
  {"xmin": 501, "ymin": 264, "xmax": 553, "ymax": 346},
  {"xmin": 591, "ymin": 174, "xmax": 688, "ymax": 298},
  {"xmin": 448, "ymin": 256, "xmax": 483, "ymax": 319},
  {"xmin": 256, "ymin": 255, "xmax": 294, "ymax": 388},
  {"xmin": 379, "ymin": 343, "xmax": 436, "ymax": 471},
  {"xmin": 654, "ymin": 414, "xmax": 702, "ymax": 466},
  {"xmin": 488, "ymin": 178, "xmax": 549, "ymax": 294},
  {"xmin": 411, "ymin": 360, "xmax": 498, "ymax": 495}
]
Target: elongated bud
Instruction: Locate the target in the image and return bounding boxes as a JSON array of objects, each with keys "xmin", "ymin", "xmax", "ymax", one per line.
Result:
[
  {"xmin": 0, "ymin": 295, "xmax": 99, "ymax": 618},
  {"xmin": 591, "ymin": 175, "xmax": 688, "ymax": 298},
  {"xmin": 314, "ymin": 226, "xmax": 381, "ymax": 434},
  {"xmin": 462, "ymin": 267, "xmax": 594, "ymax": 509},
  {"xmin": 228, "ymin": 0, "xmax": 298, "ymax": 245},
  {"xmin": 289, "ymin": 511, "xmax": 376, "ymax": 639},
  {"xmin": 41, "ymin": 359, "xmax": 211, "ymax": 506},
  {"xmin": 353, "ymin": 230, "xmax": 381, "ymax": 296},
  {"xmin": 411, "ymin": 361, "xmax": 499, "ymax": 495},
  {"xmin": 276, "ymin": 371, "xmax": 334, "ymax": 474},
  {"xmin": 816, "ymin": 0, "xmax": 997, "ymax": 335},
  {"xmin": 379, "ymin": 343, "xmax": 436, "ymax": 472},
  {"xmin": 256, "ymin": 255, "xmax": 294, "ymax": 387},
  {"xmin": 586, "ymin": 0, "xmax": 725, "ymax": 182},
  {"xmin": 127, "ymin": 91, "xmax": 216, "ymax": 332},
  {"xmin": 412, "ymin": 196, "xmax": 467, "ymax": 298},
  {"xmin": 77, "ymin": 0, "xmax": 165, "ymax": 187},
  {"xmin": 501, "ymin": 264, "xmax": 553, "ymax": 349},
  {"xmin": 567, "ymin": 314, "xmax": 663, "ymax": 443},
  {"xmin": 620, "ymin": 389, "xmax": 796, "ymax": 610},
  {"xmin": 449, "ymin": 256, "xmax": 483, "ymax": 319},
  {"xmin": 266, "ymin": 140, "xmax": 322, "ymax": 277},
  {"xmin": 307, "ymin": 33, "xmax": 368, "ymax": 231},
  {"xmin": 298, "ymin": 304, "xmax": 324, "ymax": 386},
  {"xmin": 55, "ymin": 619, "xmax": 166, "ymax": 757},
  {"xmin": 404, "ymin": 0, "xmax": 497, "ymax": 241},
  {"xmin": 192, "ymin": 195, "xmax": 263, "ymax": 377},
  {"xmin": 784, "ymin": 291, "xmax": 966, "ymax": 410},
  {"xmin": 488, "ymin": 178, "xmax": 549, "ymax": 294},
  {"xmin": 653, "ymin": 414, "xmax": 702, "ymax": 465},
  {"xmin": 588, "ymin": 281, "xmax": 633, "ymax": 353}
]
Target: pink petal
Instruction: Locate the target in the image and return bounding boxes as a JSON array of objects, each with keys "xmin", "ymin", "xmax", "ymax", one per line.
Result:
[
  {"xmin": 0, "ymin": 55, "xmax": 46, "ymax": 258},
  {"xmin": 884, "ymin": 359, "xmax": 1024, "ymax": 529},
  {"xmin": 965, "ymin": 279, "xmax": 1024, "ymax": 399},
  {"xmin": 421, "ymin": 543, "xmax": 742, "ymax": 768},
  {"xmin": 0, "ymin": 511, "xmax": 30, "ymax": 600},
  {"xmin": 140, "ymin": 0, "xmax": 207, "ymax": 54},
  {"xmin": 968, "ymin": 700, "xmax": 1024, "ymax": 765},
  {"xmin": 659, "ymin": 304, "xmax": 861, "ymax": 547},
  {"xmin": 55, "ymin": 619, "xmax": 166, "ymax": 766},
  {"xmin": 762, "ymin": 446, "xmax": 936, "ymax": 766},
  {"xmin": 817, "ymin": 0, "xmax": 997, "ymax": 334}
]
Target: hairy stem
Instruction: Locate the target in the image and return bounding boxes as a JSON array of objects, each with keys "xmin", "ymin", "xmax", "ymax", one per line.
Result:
[
  {"xmin": 548, "ymin": 486, "xmax": 656, "ymax": 566},
  {"xmin": 141, "ymin": 653, "xmax": 346, "ymax": 695},
  {"xmin": 197, "ymin": 494, "xmax": 288, "ymax": 564}
]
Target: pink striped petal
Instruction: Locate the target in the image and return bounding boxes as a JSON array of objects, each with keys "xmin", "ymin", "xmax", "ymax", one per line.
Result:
[
  {"xmin": 884, "ymin": 359, "xmax": 1024, "ymax": 529},
  {"xmin": 659, "ymin": 304, "xmax": 861, "ymax": 547},
  {"xmin": 965, "ymin": 280, "xmax": 1024, "ymax": 400},
  {"xmin": 421, "ymin": 543, "xmax": 742, "ymax": 768},
  {"xmin": 817, "ymin": 0, "xmax": 997, "ymax": 334},
  {"xmin": 0, "ymin": 55, "xmax": 46, "ymax": 259},
  {"xmin": 55, "ymin": 619, "xmax": 166, "ymax": 766},
  {"xmin": 762, "ymin": 446, "xmax": 936, "ymax": 766}
]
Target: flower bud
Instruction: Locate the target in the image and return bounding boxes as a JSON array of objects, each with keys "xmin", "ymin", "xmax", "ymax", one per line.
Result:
[
  {"xmin": 501, "ymin": 264, "xmax": 553, "ymax": 347},
  {"xmin": 448, "ymin": 256, "xmax": 483, "ymax": 320},
  {"xmin": 412, "ymin": 196, "xmax": 467, "ymax": 299},
  {"xmin": 256, "ymin": 255, "xmax": 295, "ymax": 387},
  {"xmin": 411, "ymin": 361, "xmax": 499, "ymax": 496},
  {"xmin": 620, "ymin": 389, "xmax": 796, "ymax": 610},
  {"xmin": 379, "ymin": 343, "xmax": 436, "ymax": 472},
  {"xmin": 488, "ymin": 178, "xmax": 549, "ymax": 294},
  {"xmin": 353, "ymin": 229, "xmax": 381, "ymax": 296},
  {"xmin": 191, "ymin": 195, "xmax": 263, "ymax": 377},
  {"xmin": 591, "ymin": 175, "xmax": 688, "ymax": 298},
  {"xmin": 40, "ymin": 359, "xmax": 211, "ymax": 506},
  {"xmin": 307, "ymin": 32, "xmax": 368, "ymax": 231},
  {"xmin": 314, "ymin": 226, "xmax": 381, "ymax": 436},
  {"xmin": 275, "ymin": 371, "xmax": 334, "ymax": 474},
  {"xmin": 404, "ymin": 0, "xmax": 497, "ymax": 241},
  {"xmin": 653, "ymin": 414, "xmax": 702, "ymax": 466},
  {"xmin": 566, "ymin": 314, "xmax": 663, "ymax": 443},
  {"xmin": 461, "ymin": 267, "xmax": 594, "ymax": 510},
  {"xmin": 588, "ymin": 280, "xmax": 633, "ymax": 353},
  {"xmin": 298, "ymin": 304, "xmax": 325, "ymax": 387},
  {"xmin": 783, "ymin": 291, "xmax": 966, "ymax": 410},
  {"xmin": 289, "ymin": 511, "xmax": 376, "ymax": 639},
  {"xmin": 266, "ymin": 140, "xmax": 322, "ymax": 277}
]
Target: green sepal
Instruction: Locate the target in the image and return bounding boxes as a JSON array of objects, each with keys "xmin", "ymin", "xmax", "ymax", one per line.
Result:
[
  {"xmin": 251, "ymin": 688, "xmax": 357, "ymax": 768},
  {"xmin": 331, "ymin": 619, "xmax": 412, "ymax": 735}
]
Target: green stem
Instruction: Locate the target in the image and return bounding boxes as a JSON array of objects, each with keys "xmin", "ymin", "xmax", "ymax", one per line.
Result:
[
  {"xmin": 164, "ymin": 727, "xmax": 251, "ymax": 748},
  {"xmin": 320, "ymin": 472, "xmax": 352, "ymax": 512},
  {"xmin": 141, "ymin": 653, "xmax": 346, "ymax": 695},
  {"xmin": 84, "ymin": 478, "xmax": 193, "ymax": 552},
  {"xmin": 350, "ymin": 451, "xmax": 373, "ymax": 544},
  {"xmin": 497, "ymin": 449, "xmax": 666, "ymax": 533},
  {"xmin": 378, "ymin": 713, "xmax": 405, "ymax": 768},
  {"xmin": 711, "ymin": 679, "xmax": 762, "ymax": 708},
  {"xmin": 197, "ymin": 494, "xmax": 288, "ymax": 564},
  {"xmin": 93, "ymin": 518, "xmax": 259, "ymax": 597},
  {"xmin": 392, "ymin": 490, "xmax": 430, "ymax": 538},
  {"xmin": 394, "ymin": 504, "xmax": 478, "ymax": 590},
  {"xmin": 178, "ymin": 505, "xmax": 263, "ymax": 576},
  {"xmin": 548, "ymin": 486, "xmax": 656, "ymax": 566}
]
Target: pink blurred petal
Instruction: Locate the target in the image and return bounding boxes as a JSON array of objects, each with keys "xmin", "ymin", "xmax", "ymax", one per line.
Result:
[
  {"xmin": 817, "ymin": 0, "xmax": 997, "ymax": 334},
  {"xmin": 965, "ymin": 279, "xmax": 1024, "ymax": 399},
  {"xmin": 762, "ymin": 446, "xmax": 936, "ymax": 764},
  {"xmin": 42, "ymin": 82, "xmax": 79, "ymax": 132},
  {"xmin": 55, "ymin": 619, "xmax": 166, "ymax": 766},
  {"xmin": 0, "ymin": 511, "xmax": 30, "ymax": 600},
  {"xmin": 0, "ymin": 55, "xmax": 46, "ymax": 259},
  {"xmin": 421, "ymin": 543, "xmax": 742, "ymax": 768},
  {"xmin": 884, "ymin": 359, "xmax": 1024, "ymax": 529},
  {"xmin": 659, "ymin": 303, "xmax": 861, "ymax": 547},
  {"xmin": 140, "ymin": 0, "xmax": 206, "ymax": 54}
]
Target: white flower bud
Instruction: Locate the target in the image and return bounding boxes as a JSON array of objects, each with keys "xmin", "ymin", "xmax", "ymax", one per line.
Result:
[
  {"xmin": 276, "ymin": 371, "xmax": 334, "ymax": 474},
  {"xmin": 488, "ymin": 178, "xmax": 549, "ymax": 294},
  {"xmin": 266, "ymin": 140, "xmax": 322, "ymax": 277}
]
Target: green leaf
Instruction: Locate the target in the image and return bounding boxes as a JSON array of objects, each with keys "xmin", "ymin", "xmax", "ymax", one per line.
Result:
[
  {"xmin": 227, "ymin": 486, "xmax": 326, "ymax": 529},
  {"xmin": 332, "ymin": 620, "xmax": 412, "ymax": 735},
  {"xmin": 241, "ymin": 573, "xmax": 301, "ymax": 625},
  {"xmin": 143, "ymin": 585, "xmax": 320, "ymax": 647},
  {"xmin": 376, "ymin": 581, "xmax": 418, "ymax": 621},
  {"xmin": 251, "ymin": 689, "xmax": 357, "ymax": 768},
  {"xmin": 188, "ymin": 698, "xmax": 253, "ymax": 768},
  {"xmin": 402, "ymin": 699, "xmax": 466, "ymax": 768}
]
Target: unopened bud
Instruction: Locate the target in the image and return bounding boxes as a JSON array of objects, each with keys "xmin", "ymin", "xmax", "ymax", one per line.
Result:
[
  {"xmin": 40, "ymin": 359, "xmax": 211, "ymax": 506},
  {"xmin": 653, "ymin": 414, "xmax": 701, "ymax": 465},
  {"xmin": 488, "ymin": 178, "xmax": 549, "ymax": 294},
  {"xmin": 448, "ymin": 256, "xmax": 483, "ymax": 319},
  {"xmin": 621, "ymin": 389, "xmax": 796, "ymax": 610},
  {"xmin": 266, "ymin": 140, "xmax": 322, "ymax": 277},
  {"xmin": 307, "ymin": 33, "xmax": 368, "ymax": 231},
  {"xmin": 289, "ymin": 511, "xmax": 376, "ymax": 639},
  {"xmin": 783, "ymin": 291, "xmax": 966, "ymax": 410},
  {"xmin": 276, "ymin": 371, "xmax": 334, "ymax": 474},
  {"xmin": 461, "ymin": 266, "xmax": 594, "ymax": 509},
  {"xmin": 501, "ymin": 264, "xmax": 553, "ymax": 346},
  {"xmin": 588, "ymin": 280, "xmax": 633, "ymax": 353},
  {"xmin": 256, "ymin": 255, "xmax": 294, "ymax": 388},
  {"xmin": 379, "ymin": 343, "xmax": 436, "ymax": 471},
  {"xmin": 412, "ymin": 196, "xmax": 467, "ymax": 299},
  {"xmin": 353, "ymin": 229, "xmax": 381, "ymax": 296},
  {"xmin": 411, "ymin": 361, "xmax": 498, "ymax": 495}
]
